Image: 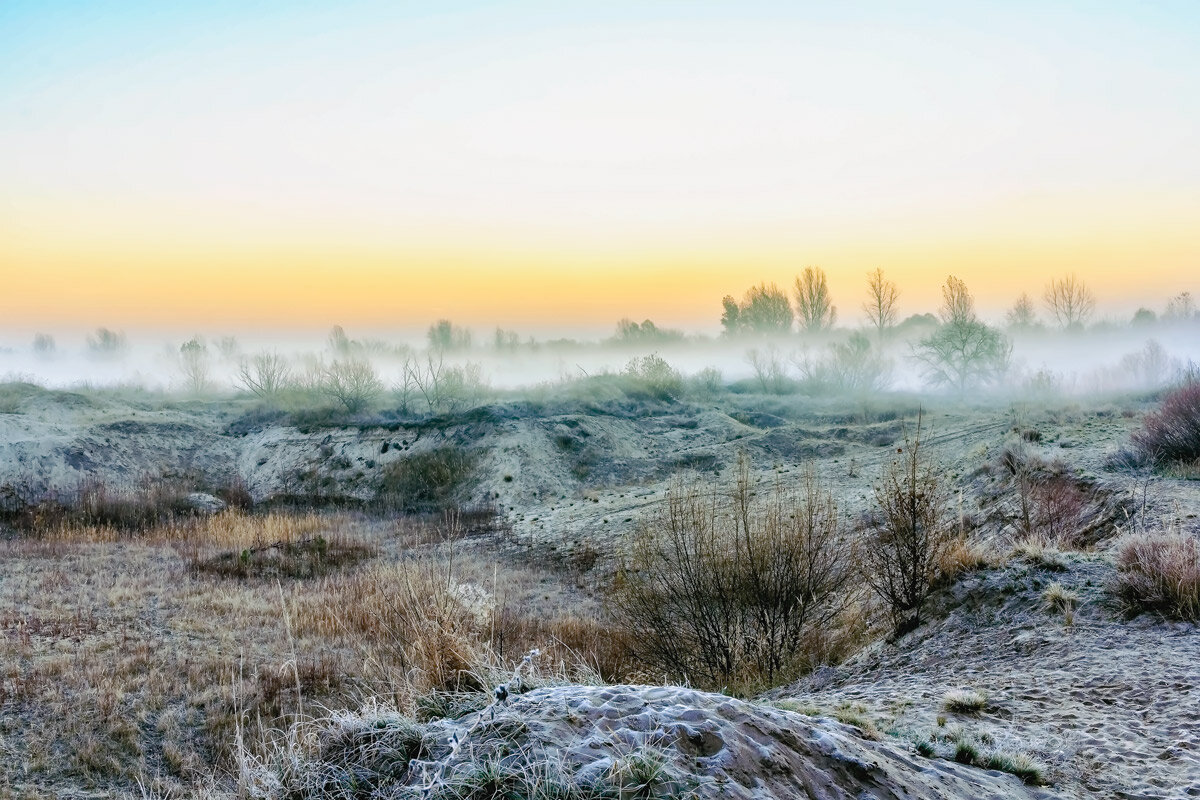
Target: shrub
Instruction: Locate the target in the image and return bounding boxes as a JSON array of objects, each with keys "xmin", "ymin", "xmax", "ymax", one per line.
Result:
[
  {"xmin": 236, "ymin": 351, "xmax": 292, "ymax": 398},
  {"xmin": 614, "ymin": 456, "xmax": 854, "ymax": 691},
  {"xmin": 623, "ymin": 354, "xmax": 683, "ymax": 400},
  {"xmin": 319, "ymin": 357, "xmax": 383, "ymax": 413},
  {"xmin": 861, "ymin": 416, "xmax": 952, "ymax": 634},
  {"xmin": 1114, "ymin": 532, "xmax": 1200, "ymax": 620},
  {"xmin": 377, "ymin": 447, "xmax": 480, "ymax": 513},
  {"xmin": 1132, "ymin": 381, "xmax": 1200, "ymax": 467}
]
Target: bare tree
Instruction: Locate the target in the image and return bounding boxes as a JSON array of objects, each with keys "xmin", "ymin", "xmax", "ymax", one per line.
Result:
[
  {"xmin": 1005, "ymin": 293, "xmax": 1039, "ymax": 330},
  {"xmin": 913, "ymin": 276, "xmax": 1011, "ymax": 392},
  {"xmin": 236, "ymin": 351, "xmax": 292, "ymax": 398},
  {"xmin": 862, "ymin": 268, "xmax": 899, "ymax": 345},
  {"xmin": 940, "ymin": 275, "xmax": 975, "ymax": 326},
  {"xmin": 862, "ymin": 414, "xmax": 951, "ymax": 634},
  {"xmin": 1165, "ymin": 291, "xmax": 1196, "ymax": 322},
  {"xmin": 1043, "ymin": 273, "xmax": 1095, "ymax": 329},
  {"xmin": 794, "ymin": 267, "xmax": 837, "ymax": 333}
]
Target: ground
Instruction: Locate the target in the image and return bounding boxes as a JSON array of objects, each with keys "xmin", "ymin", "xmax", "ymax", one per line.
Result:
[{"xmin": 0, "ymin": 385, "xmax": 1196, "ymax": 798}]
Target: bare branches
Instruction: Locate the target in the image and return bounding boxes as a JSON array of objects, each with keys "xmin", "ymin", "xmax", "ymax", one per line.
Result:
[
  {"xmin": 794, "ymin": 266, "xmax": 836, "ymax": 333},
  {"xmin": 862, "ymin": 268, "xmax": 899, "ymax": 343},
  {"xmin": 1043, "ymin": 273, "xmax": 1095, "ymax": 329}
]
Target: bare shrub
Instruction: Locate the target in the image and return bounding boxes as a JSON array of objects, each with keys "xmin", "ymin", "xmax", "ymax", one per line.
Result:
[
  {"xmin": 614, "ymin": 456, "xmax": 854, "ymax": 691},
  {"xmin": 1131, "ymin": 381, "xmax": 1200, "ymax": 467},
  {"xmin": 861, "ymin": 416, "xmax": 952, "ymax": 634},
  {"xmin": 236, "ymin": 352, "xmax": 292, "ymax": 398},
  {"xmin": 1114, "ymin": 531, "xmax": 1200, "ymax": 621},
  {"xmin": 319, "ymin": 357, "xmax": 383, "ymax": 413},
  {"xmin": 746, "ymin": 346, "xmax": 790, "ymax": 394},
  {"xmin": 403, "ymin": 354, "xmax": 488, "ymax": 414}
]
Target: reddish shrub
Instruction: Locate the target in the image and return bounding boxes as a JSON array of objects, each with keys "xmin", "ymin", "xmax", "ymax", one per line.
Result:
[{"xmin": 1133, "ymin": 382, "xmax": 1200, "ymax": 466}]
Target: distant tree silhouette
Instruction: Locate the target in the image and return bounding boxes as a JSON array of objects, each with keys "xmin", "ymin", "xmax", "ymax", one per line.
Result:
[
  {"xmin": 32, "ymin": 333, "xmax": 55, "ymax": 358},
  {"xmin": 87, "ymin": 327, "xmax": 127, "ymax": 358},
  {"xmin": 913, "ymin": 276, "xmax": 1011, "ymax": 392},
  {"xmin": 427, "ymin": 319, "xmax": 472, "ymax": 352},
  {"xmin": 862, "ymin": 268, "xmax": 899, "ymax": 345},
  {"xmin": 1132, "ymin": 308, "xmax": 1158, "ymax": 327},
  {"xmin": 720, "ymin": 283, "xmax": 793, "ymax": 336},
  {"xmin": 613, "ymin": 318, "xmax": 684, "ymax": 345},
  {"xmin": 1165, "ymin": 292, "xmax": 1196, "ymax": 322},
  {"xmin": 1043, "ymin": 274, "xmax": 1095, "ymax": 330},
  {"xmin": 179, "ymin": 337, "xmax": 211, "ymax": 394},
  {"xmin": 1005, "ymin": 293, "xmax": 1040, "ymax": 331},
  {"xmin": 794, "ymin": 267, "xmax": 836, "ymax": 333}
]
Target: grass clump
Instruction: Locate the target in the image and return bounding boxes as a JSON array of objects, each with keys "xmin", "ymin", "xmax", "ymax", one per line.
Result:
[
  {"xmin": 1113, "ymin": 531, "xmax": 1200, "ymax": 621},
  {"xmin": 1042, "ymin": 582, "xmax": 1079, "ymax": 623},
  {"xmin": 941, "ymin": 689, "xmax": 988, "ymax": 714}
]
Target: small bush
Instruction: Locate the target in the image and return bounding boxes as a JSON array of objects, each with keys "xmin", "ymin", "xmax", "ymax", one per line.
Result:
[
  {"xmin": 377, "ymin": 447, "xmax": 480, "ymax": 513},
  {"xmin": 623, "ymin": 354, "xmax": 683, "ymax": 400},
  {"xmin": 1114, "ymin": 532, "xmax": 1200, "ymax": 620},
  {"xmin": 1132, "ymin": 381, "xmax": 1200, "ymax": 467},
  {"xmin": 862, "ymin": 416, "xmax": 953, "ymax": 634},
  {"xmin": 614, "ymin": 456, "xmax": 855, "ymax": 691}
]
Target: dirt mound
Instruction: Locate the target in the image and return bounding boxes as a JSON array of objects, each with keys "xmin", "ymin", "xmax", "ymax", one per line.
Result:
[
  {"xmin": 256, "ymin": 684, "xmax": 1046, "ymax": 799},
  {"xmin": 780, "ymin": 555, "xmax": 1200, "ymax": 799}
]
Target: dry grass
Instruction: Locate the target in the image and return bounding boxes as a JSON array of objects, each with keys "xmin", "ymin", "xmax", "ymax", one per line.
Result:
[
  {"xmin": 941, "ymin": 689, "xmax": 989, "ymax": 714},
  {"xmin": 1113, "ymin": 531, "xmax": 1200, "ymax": 621},
  {"xmin": 0, "ymin": 511, "xmax": 628, "ymax": 797},
  {"xmin": 1042, "ymin": 582, "xmax": 1079, "ymax": 624}
]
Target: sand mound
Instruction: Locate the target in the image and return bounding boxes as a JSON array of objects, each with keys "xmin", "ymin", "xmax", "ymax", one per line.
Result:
[
  {"xmin": 781, "ymin": 555, "xmax": 1200, "ymax": 799},
  {"xmin": 257, "ymin": 684, "xmax": 1045, "ymax": 799}
]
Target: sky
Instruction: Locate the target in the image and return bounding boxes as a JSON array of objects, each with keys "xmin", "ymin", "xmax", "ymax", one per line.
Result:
[{"xmin": 2, "ymin": 0, "xmax": 1198, "ymax": 334}]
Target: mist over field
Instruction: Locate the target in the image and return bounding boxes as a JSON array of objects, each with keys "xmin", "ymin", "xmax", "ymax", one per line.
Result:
[{"xmin": 2, "ymin": 290, "xmax": 1196, "ymax": 400}]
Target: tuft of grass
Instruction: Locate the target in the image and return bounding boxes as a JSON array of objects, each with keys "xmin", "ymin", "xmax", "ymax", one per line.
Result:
[
  {"xmin": 1114, "ymin": 531, "xmax": 1200, "ymax": 621},
  {"xmin": 942, "ymin": 689, "xmax": 988, "ymax": 714},
  {"xmin": 1042, "ymin": 582, "xmax": 1079, "ymax": 624},
  {"xmin": 984, "ymin": 750, "xmax": 1046, "ymax": 785}
]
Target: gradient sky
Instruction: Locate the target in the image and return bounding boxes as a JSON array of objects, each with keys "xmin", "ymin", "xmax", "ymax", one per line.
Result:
[{"xmin": 2, "ymin": 1, "xmax": 1198, "ymax": 333}]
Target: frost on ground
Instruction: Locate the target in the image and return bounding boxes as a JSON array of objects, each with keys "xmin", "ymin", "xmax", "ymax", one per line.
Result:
[{"xmin": 246, "ymin": 684, "xmax": 1047, "ymax": 800}]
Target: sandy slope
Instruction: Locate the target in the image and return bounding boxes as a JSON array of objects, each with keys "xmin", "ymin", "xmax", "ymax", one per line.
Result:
[{"xmin": 781, "ymin": 555, "xmax": 1200, "ymax": 799}]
